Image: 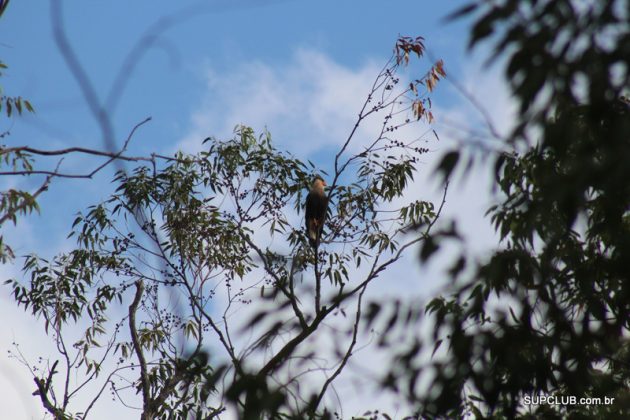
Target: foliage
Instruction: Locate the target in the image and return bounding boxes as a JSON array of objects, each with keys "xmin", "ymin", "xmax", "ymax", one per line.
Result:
[
  {"xmin": 0, "ymin": 57, "xmax": 38, "ymax": 262},
  {"xmin": 376, "ymin": 0, "xmax": 630, "ymax": 418},
  {"xmin": 6, "ymin": 39, "xmax": 447, "ymax": 418}
]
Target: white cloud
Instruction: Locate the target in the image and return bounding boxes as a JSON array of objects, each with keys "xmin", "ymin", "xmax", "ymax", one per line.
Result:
[
  {"xmin": 0, "ymin": 255, "xmax": 47, "ymax": 419},
  {"xmin": 176, "ymin": 49, "xmax": 385, "ymax": 156}
]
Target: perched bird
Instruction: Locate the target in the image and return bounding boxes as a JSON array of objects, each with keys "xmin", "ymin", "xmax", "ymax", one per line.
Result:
[{"xmin": 305, "ymin": 176, "xmax": 328, "ymax": 248}]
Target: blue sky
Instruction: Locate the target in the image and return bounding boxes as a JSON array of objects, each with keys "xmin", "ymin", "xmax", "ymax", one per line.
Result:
[
  {"xmin": 0, "ymin": 1, "xmax": 514, "ymax": 418},
  {"xmin": 3, "ymin": 0, "xmax": 471, "ymax": 148},
  {"xmin": 0, "ymin": 0, "xmax": 487, "ymax": 255}
]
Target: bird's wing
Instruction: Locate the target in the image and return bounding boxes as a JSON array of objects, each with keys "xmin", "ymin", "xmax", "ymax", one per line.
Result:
[{"xmin": 305, "ymin": 192, "xmax": 315, "ymax": 230}]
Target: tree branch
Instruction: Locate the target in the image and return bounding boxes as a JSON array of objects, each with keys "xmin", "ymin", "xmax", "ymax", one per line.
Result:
[
  {"xmin": 242, "ymin": 234, "xmax": 308, "ymax": 330},
  {"xmin": 0, "ymin": 117, "xmax": 152, "ymax": 179},
  {"xmin": 310, "ymin": 283, "xmax": 367, "ymax": 414},
  {"xmin": 128, "ymin": 280, "xmax": 152, "ymax": 419},
  {"xmin": 0, "ymin": 171, "xmax": 51, "ymax": 226},
  {"xmin": 33, "ymin": 360, "xmax": 65, "ymax": 419},
  {"xmin": 51, "ymin": 0, "xmax": 117, "ymax": 157}
]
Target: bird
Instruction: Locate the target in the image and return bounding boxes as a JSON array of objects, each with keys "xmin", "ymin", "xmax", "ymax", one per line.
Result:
[{"xmin": 305, "ymin": 176, "xmax": 328, "ymax": 249}]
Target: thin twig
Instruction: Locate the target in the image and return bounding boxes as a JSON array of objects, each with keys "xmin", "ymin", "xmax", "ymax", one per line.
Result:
[
  {"xmin": 311, "ymin": 283, "xmax": 368, "ymax": 413},
  {"xmin": 315, "ymin": 247, "xmax": 321, "ymax": 315},
  {"xmin": 426, "ymin": 48, "xmax": 503, "ymax": 141}
]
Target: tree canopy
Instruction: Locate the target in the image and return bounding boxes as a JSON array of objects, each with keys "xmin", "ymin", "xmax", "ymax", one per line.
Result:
[
  {"xmin": 380, "ymin": 0, "xmax": 630, "ymax": 418},
  {"xmin": 3, "ymin": 0, "xmax": 630, "ymax": 419},
  {"xmin": 4, "ymin": 33, "xmax": 446, "ymax": 418}
]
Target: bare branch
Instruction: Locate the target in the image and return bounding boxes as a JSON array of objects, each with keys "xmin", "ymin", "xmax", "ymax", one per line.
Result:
[
  {"xmin": 311, "ymin": 283, "xmax": 368, "ymax": 413},
  {"xmin": 51, "ymin": 0, "xmax": 117, "ymax": 157},
  {"xmin": 128, "ymin": 281, "xmax": 151, "ymax": 419},
  {"xmin": 425, "ymin": 48, "xmax": 503, "ymax": 141},
  {"xmin": 0, "ymin": 117, "xmax": 152, "ymax": 180},
  {"xmin": 33, "ymin": 360, "xmax": 65, "ymax": 419}
]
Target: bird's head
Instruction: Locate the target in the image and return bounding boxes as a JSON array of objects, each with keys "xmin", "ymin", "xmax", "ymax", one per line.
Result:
[{"xmin": 311, "ymin": 175, "xmax": 327, "ymax": 192}]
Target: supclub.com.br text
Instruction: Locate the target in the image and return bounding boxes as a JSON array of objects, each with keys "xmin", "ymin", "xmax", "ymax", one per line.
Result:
[{"xmin": 522, "ymin": 394, "xmax": 615, "ymax": 406}]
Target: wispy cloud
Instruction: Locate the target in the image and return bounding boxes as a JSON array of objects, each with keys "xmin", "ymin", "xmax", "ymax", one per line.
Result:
[{"xmin": 176, "ymin": 49, "xmax": 386, "ymax": 156}]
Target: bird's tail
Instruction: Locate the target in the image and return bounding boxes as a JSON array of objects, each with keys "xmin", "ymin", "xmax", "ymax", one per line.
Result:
[{"xmin": 308, "ymin": 220, "xmax": 320, "ymax": 248}]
